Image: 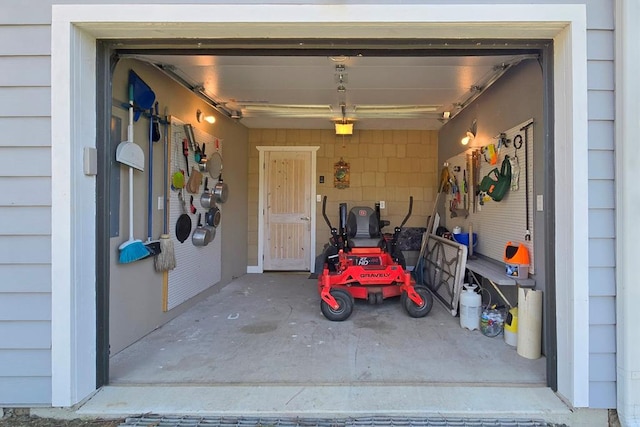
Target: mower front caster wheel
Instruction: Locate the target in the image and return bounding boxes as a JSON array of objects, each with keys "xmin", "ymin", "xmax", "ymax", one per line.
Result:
[
  {"xmin": 404, "ymin": 286, "xmax": 433, "ymax": 318},
  {"xmin": 321, "ymin": 289, "xmax": 354, "ymax": 321}
]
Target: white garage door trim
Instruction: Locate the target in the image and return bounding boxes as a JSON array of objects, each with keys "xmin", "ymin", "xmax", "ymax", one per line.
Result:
[{"xmin": 50, "ymin": 3, "xmax": 588, "ymax": 408}]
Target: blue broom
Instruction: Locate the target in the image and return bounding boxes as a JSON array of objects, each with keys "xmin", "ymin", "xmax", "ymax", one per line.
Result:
[
  {"xmin": 117, "ymin": 82, "xmax": 150, "ymax": 263},
  {"xmin": 119, "ymin": 166, "xmax": 150, "ymax": 263}
]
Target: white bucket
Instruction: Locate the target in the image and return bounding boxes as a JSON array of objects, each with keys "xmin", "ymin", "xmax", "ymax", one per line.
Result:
[
  {"xmin": 460, "ymin": 284, "xmax": 482, "ymax": 330},
  {"xmin": 517, "ymin": 288, "xmax": 543, "ymax": 359}
]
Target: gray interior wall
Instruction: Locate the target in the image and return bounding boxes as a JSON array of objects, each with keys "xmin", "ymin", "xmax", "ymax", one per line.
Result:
[
  {"xmin": 109, "ymin": 59, "xmax": 248, "ymax": 355},
  {"xmin": 438, "ymin": 59, "xmax": 547, "ymax": 340},
  {"xmin": 439, "ymin": 59, "xmax": 545, "ymax": 281}
]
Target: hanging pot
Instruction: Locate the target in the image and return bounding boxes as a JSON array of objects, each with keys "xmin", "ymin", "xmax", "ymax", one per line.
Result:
[
  {"xmin": 200, "ymin": 177, "xmax": 215, "ymax": 209},
  {"xmin": 204, "ymin": 223, "xmax": 216, "ymax": 244},
  {"xmin": 213, "ymin": 173, "xmax": 228, "ymax": 204},
  {"xmin": 205, "ymin": 205, "xmax": 221, "ymax": 228},
  {"xmin": 192, "ymin": 213, "xmax": 212, "ymax": 247},
  {"xmin": 175, "ymin": 191, "xmax": 192, "ymax": 243}
]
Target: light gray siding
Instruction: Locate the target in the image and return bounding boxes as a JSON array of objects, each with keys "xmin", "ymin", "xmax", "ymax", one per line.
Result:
[
  {"xmin": 586, "ymin": 6, "xmax": 617, "ymax": 405},
  {"xmin": 0, "ymin": 117, "xmax": 52, "ymax": 146},
  {"xmin": 0, "ymin": 378, "xmax": 52, "ymax": 405},
  {"xmin": 0, "ymin": 10, "xmax": 52, "ymax": 405},
  {"xmin": 0, "ymin": 350, "xmax": 51, "ymax": 377},
  {"xmin": 0, "ymin": 0, "xmax": 619, "ymax": 410}
]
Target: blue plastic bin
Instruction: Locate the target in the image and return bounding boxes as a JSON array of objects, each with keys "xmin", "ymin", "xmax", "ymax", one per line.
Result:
[{"xmin": 453, "ymin": 232, "xmax": 478, "ymax": 250}]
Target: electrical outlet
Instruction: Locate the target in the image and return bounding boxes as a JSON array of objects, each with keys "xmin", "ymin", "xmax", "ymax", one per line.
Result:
[
  {"xmin": 158, "ymin": 196, "xmax": 164, "ymax": 210},
  {"xmin": 317, "ymin": 194, "xmax": 322, "ymax": 202},
  {"xmin": 380, "ymin": 201, "xmax": 385, "ymax": 209},
  {"xmin": 537, "ymin": 194, "xmax": 544, "ymax": 211}
]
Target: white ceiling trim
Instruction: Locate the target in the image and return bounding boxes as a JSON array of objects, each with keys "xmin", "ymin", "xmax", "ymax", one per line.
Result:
[{"xmin": 67, "ymin": 4, "xmax": 573, "ymax": 39}]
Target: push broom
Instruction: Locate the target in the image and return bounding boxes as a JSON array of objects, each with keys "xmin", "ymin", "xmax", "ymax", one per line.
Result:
[
  {"xmin": 144, "ymin": 102, "xmax": 162, "ymax": 257},
  {"xmin": 154, "ymin": 106, "xmax": 176, "ymax": 272},
  {"xmin": 116, "ymin": 83, "xmax": 150, "ymax": 263}
]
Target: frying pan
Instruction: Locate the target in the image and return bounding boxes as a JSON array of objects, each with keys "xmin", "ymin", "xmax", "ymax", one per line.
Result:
[{"xmin": 175, "ymin": 191, "xmax": 192, "ymax": 243}]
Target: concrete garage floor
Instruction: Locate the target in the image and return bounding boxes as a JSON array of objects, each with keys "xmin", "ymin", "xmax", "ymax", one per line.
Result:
[
  {"xmin": 109, "ymin": 272, "xmax": 545, "ymax": 386},
  {"xmin": 68, "ymin": 273, "xmax": 611, "ymax": 425}
]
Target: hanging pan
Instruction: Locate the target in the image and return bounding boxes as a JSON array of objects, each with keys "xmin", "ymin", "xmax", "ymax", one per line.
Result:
[
  {"xmin": 192, "ymin": 213, "xmax": 213, "ymax": 247},
  {"xmin": 200, "ymin": 177, "xmax": 215, "ymax": 209},
  {"xmin": 213, "ymin": 173, "xmax": 228, "ymax": 204},
  {"xmin": 205, "ymin": 205, "xmax": 221, "ymax": 228},
  {"xmin": 175, "ymin": 191, "xmax": 192, "ymax": 243}
]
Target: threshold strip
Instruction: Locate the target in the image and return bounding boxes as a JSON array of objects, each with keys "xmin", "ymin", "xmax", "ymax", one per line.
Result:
[{"xmin": 119, "ymin": 415, "xmax": 561, "ymax": 427}]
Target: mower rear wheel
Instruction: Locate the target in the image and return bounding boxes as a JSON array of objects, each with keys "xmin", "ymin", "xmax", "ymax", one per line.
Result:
[
  {"xmin": 404, "ymin": 285, "xmax": 433, "ymax": 318},
  {"xmin": 321, "ymin": 289, "xmax": 354, "ymax": 321}
]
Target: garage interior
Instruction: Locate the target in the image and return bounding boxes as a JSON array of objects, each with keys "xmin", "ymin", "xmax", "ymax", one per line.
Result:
[{"xmin": 102, "ymin": 39, "xmax": 551, "ymax": 392}]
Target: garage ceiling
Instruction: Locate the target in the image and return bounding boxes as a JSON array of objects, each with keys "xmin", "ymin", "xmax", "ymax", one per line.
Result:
[{"xmin": 130, "ymin": 51, "xmax": 536, "ymax": 130}]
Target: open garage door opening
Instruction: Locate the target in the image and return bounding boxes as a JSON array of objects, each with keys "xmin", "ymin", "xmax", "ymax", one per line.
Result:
[{"xmin": 96, "ymin": 38, "xmax": 555, "ymax": 393}]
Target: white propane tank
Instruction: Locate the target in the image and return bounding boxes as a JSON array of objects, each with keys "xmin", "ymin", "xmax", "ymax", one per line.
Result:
[{"xmin": 460, "ymin": 284, "xmax": 482, "ymax": 330}]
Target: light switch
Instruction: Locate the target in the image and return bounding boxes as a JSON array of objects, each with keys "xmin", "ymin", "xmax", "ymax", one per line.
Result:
[
  {"xmin": 380, "ymin": 201, "xmax": 386, "ymax": 209},
  {"xmin": 317, "ymin": 194, "xmax": 322, "ymax": 202},
  {"xmin": 536, "ymin": 194, "xmax": 544, "ymax": 211}
]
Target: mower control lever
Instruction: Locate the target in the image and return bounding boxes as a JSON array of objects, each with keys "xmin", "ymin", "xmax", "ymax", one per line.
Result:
[
  {"xmin": 322, "ymin": 196, "xmax": 341, "ymax": 249},
  {"xmin": 399, "ymin": 196, "xmax": 413, "ymax": 229},
  {"xmin": 321, "ymin": 196, "xmax": 332, "ymax": 229},
  {"xmin": 390, "ymin": 197, "xmax": 413, "ymax": 262}
]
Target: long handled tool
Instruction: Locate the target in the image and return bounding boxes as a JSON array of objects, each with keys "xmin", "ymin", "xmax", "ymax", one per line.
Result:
[
  {"xmin": 117, "ymin": 83, "xmax": 150, "ymax": 263},
  {"xmin": 413, "ymin": 169, "xmax": 448, "ymax": 285},
  {"xmin": 520, "ymin": 121, "xmax": 534, "ymax": 241},
  {"xmin": 417, "ymin": 165, "xmax": 449, "ymax": 261},
  {"xmin": 144, "ymin": 103, "xmax": 161, "ymax": 256},
  {"xmin": 155, "ymin": 107, "xmax": 176, "ymax": 271}
]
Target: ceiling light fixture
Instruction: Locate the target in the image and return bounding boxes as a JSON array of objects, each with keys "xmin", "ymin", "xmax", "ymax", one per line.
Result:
[
  {"xmin": 196, "ymin": 109, "xmax": 216, "ymax": 124},
  {"xmin": 461, "ymin": 119, "xmax": 477, "ymax": 145},
  {"xmin": 461, "ymin": 131, "xmax": 475, "ymax": 146},
  {"xmin": 335, "ymin": 123, "xmax": 354, "ymax": 135},
  {"xmin": 335, "ymin": 103, "xmax": 353, "ymax": 135}
]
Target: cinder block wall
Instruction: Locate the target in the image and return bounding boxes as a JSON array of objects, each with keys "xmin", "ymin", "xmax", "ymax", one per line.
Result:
[{"xmin": 247, "ymin": 128, "xmax": 439, "ymax": 266}]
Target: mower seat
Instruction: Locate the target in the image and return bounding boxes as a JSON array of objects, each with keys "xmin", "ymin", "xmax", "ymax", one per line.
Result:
[{"xmin": 346, "ymin": 206, "xmax": 382, "ymax": 248}]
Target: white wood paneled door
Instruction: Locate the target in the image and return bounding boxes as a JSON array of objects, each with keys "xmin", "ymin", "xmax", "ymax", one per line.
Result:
[{"xmin": 263, "ymin": 150, "xmax": 313, "ymax": 270}]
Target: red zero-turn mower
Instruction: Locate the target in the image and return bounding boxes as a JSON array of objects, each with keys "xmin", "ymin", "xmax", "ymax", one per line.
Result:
[{"xmin": 317, "ymin": 196, "xmax": 433, "ymax": 321}]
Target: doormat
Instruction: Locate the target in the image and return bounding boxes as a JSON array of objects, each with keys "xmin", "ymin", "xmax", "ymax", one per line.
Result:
[{"xmin": 119, "ymin": 415, "xmax": 560, "ymax": 427}]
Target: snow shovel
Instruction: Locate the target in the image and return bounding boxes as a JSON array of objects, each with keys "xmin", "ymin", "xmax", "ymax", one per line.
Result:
[{"xmin": 129, "ymin": 69, "xmax": 155, "ymax": 122}]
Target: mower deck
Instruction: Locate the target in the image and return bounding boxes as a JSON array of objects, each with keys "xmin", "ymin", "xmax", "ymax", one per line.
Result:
[{"xmin": 318, "ymin": 248, "xmax": 432, "ymax": 321}]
